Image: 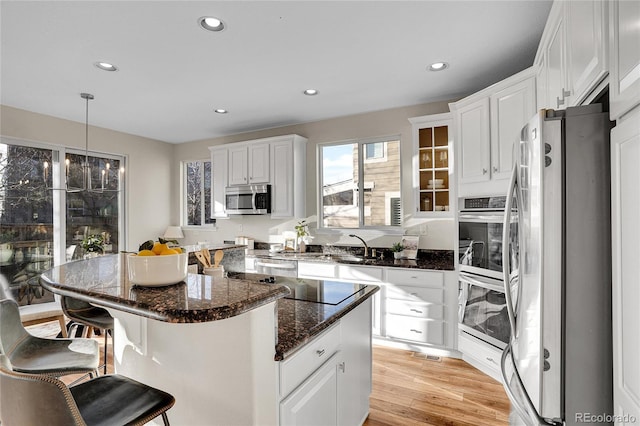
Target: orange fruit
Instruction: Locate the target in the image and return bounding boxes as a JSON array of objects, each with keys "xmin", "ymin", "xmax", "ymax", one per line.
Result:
[
  {"xmin": 152, "ymin": 242, "xmax": 168, "ymax": 255},
  {"xmin": 160, "ymin": 248, "xmax": 179, "ymax": 255},
  {"xmin": 138, "ymin": 249, "xmax": 156, "ymax": 256}
]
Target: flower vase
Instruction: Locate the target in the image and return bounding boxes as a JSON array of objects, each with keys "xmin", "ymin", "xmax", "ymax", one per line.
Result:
[
  {"xmin": 297, "ymin": 240, "xmax": 306, "ymax": 253},
  {"xmin": 393, "ymin": 252, "xmax": 402, "ymax": 260}
]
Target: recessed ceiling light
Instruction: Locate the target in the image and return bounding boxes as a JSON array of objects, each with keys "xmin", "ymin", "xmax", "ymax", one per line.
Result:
[
  {"xmin": 199, "ymin": 16, "xmax": 225, "ymax": 32},
  {"xmin": 214, "ymin": 109, "xmax": 228, "ymax": 114},
  {"xmin": 94, "ymin": 62, "xmax": 118, "ymax": 72},
  {"xmin": 303, "ymin": 89, "xmax": 319, "ymax": 96},
  {"xmin": 428, "ymin": 62, "xmax": 448, "ymax": 71}
]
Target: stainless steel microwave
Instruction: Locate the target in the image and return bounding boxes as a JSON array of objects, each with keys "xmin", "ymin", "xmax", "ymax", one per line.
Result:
[{"xmin": 225, "ymin": 184, "xmax": 271, "ymax": 215}]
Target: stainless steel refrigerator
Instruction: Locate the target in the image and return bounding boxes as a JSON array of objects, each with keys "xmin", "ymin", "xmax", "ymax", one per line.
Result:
[{"xmin": 500, "ymin": 105, "xmax": 613, "ymax": 425}]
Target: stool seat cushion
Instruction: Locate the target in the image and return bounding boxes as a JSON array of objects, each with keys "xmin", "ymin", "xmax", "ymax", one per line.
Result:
[
  {"xmin": 70, "ymin": 374, "xmax": 176, "ymax": 426},
  {"xmin": 9, "ymin": 336, "xmax": 99, "ymax": 375}
]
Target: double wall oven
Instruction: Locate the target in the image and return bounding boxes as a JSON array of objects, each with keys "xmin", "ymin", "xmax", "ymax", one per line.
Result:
[{"xmin": 458, "ymin": 196, "xmax": 516, "ymax": 350}]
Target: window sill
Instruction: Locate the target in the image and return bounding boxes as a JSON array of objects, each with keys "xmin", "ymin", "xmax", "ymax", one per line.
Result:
[{"xmin": 314, "ymin": 227, "xmax": 404, "ymax": 236}]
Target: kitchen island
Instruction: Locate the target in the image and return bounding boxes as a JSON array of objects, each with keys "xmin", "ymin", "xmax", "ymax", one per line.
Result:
[{"xmin": 40, "ymin": 254, "xmax": 379, "ymax": 426}]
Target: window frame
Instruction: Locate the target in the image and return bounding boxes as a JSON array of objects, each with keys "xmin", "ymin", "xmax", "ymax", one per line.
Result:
[
  {"xmin": 317, "ymin": 135, "xmax": 403, "ymax": 233},
  {"xmin": 0, "ymin": 136, "xmax": 127, "ymax": 267},
  {"xmin": 181, "ymin": 158, "xmax": 215, "ymax": 229}
]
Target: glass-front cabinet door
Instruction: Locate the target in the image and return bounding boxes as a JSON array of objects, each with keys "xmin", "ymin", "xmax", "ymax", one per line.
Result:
[{"xmin": 409, "ymin": 113, "xmax": 453, "ymax": 215}]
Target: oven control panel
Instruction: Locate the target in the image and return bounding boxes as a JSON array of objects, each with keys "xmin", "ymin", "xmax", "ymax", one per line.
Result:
[{"xmin": 459, "ymin": 196, "xmax": 506, "ymax": 211}]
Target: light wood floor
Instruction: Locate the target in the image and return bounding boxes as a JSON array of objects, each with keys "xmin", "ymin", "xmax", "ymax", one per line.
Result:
[
  {"xmin": 364, "ymin": 345, "xmax": 510, "ymax": 426},
  {"xmin": 28, "ymin": 321, "xmax": 510, "ymax": 425}
]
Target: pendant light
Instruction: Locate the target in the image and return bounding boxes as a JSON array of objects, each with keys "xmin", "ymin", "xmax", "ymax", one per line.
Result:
[{"xmin": 44, "ymin": 93, "xmax": 121, "ymax": 192}]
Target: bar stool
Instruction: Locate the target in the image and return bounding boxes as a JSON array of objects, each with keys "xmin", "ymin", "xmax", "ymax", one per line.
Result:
[
  {"xmin": 61, "ymin": 296, "xmax": 114, "ymax": 375},
  {"xmin": 0, "ymin": 299, "xmax": 99, "ymax": 378},
  {"xmin": 0, "ymin": 354, "xmax": 175, "ymax": 426}
]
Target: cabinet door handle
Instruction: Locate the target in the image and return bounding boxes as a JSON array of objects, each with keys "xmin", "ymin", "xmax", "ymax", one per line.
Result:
[
  {"xmin": 316, "ymin": 349, "xmax": 325, "ymax": 357},
  {"xmin": 482, "ymin": 168, "xmax": 487, "ymax": 175},
  {"xmin": 493, "ymin": 166, "xmax": 498, "ymax": 173},
  {"xmin": 410, "ymin": 309, "xmax": 423, "ymax": 314},
  {"xmin": 410, "ymin": 329, "xmax": 423, "ymax": 334},
  {"xmin": 338, "ymin": 362, "xmax": 345, "ymax": 373}
]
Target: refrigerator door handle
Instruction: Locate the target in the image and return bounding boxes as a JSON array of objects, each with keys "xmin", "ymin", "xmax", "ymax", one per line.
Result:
[
  {"xmin": 503, "ymin": 165, "xmax": 518, "ymax": 334},
  {"xmin": 501, "ymin": 343, "xmax": 560, "ymax": 426}
]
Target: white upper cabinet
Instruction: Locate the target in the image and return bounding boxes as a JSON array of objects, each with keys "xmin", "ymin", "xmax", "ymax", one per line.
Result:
[
  {"xmin": 228, "ymin": 142, "xmax": 270, "ymax": 185},
  {"xmin": 567, "ymin": 0, "xmax": 608, "ymax": 105},
  {"xmin": 609, "ymin": 0, "xmax": 640, "ymax": 120},
  {"xmin": 409, "ymin": 112, "xmax": 454, "ymax": 215},
  {"xmin": 455, "ymin": 99, "xmax": 491, "ymax": 185},
  {"xmin": 490, "ymin": 78, "xmax": 536, "ymax": 181},
  {"xmin": 450, "ymin": 68, "xmax": 535, "ymax": 197},
  {"xmin": 210, "ymin": 134, "xmax": 307, "ymax": 219},
  {"xmin": 209, "ymin": 146, "xmax": 228, "ymax": 218},
  {"xmin": 270, "ymin": 135, "xmax": 307, "ymax": 218},
  {"xmin": 536, "ymin": 0, "xmax": 608, "ymax": 110}
]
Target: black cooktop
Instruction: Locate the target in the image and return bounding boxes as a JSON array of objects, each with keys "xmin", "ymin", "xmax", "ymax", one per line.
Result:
[{"xmin": 234, "ymin": 273, "xmax": 367, "ymax": 305}]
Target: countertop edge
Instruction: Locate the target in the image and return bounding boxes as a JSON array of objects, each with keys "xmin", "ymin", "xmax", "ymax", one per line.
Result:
[{"xmin": 40, "ymin": 275, "xmax": 290, "ymax": 323}]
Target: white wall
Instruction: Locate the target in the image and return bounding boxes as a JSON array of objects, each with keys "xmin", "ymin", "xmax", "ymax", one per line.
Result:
[
  {"xmin": 173, "ymin": 101, "xmax": 457, "ymax": 250},
  {"xmin": 0, "ymin": 105, "xmax": 174, "ymax": 251}
]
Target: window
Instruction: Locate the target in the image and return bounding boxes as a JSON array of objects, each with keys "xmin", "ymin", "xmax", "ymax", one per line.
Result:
[
  {"xmin": 65, "ymin": 151, "xmax": 124, "ymax": 260},
  {"xmin": 183, "ymin": 160, "xmax": 214, "ymax": 226},
  {"xmin": 319, "ymin": 136, "xmax": 401, "ymax": 229},
  {"xmin": 364, "ymin": 142, "xmax": 385, "ymax": 161},
  {"xmin": 0, "ymin": 139, "xmax": 126, "ymax": 306}
]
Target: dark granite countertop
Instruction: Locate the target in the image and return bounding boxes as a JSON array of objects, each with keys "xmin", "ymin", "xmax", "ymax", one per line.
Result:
[
  {"xmin": 227, "ymin": 272, "xmax": 380, "ymax": 361},
  {"xmin": 275, "ymin": 290, "xmax": 378, "ymax": 360},
  {"xmin": 39, "ymin": 254, "xmax": 289, "ymax": 323},
  {"xmin": 246, "ymin": 248, "xmax": 454, "ymax": 271}
]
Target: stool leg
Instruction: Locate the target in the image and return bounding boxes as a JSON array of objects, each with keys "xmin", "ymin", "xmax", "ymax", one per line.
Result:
[
  {"xmin": 103, "ymin": 330, "xmax": 108, "ymax": 375},
  {"xmin": 161, "ymin": 412, "xmax": 170, "ymax": 426},
  {"xmin": 58, "ymin": 316, "xmax": 68, "ymax": 338}
]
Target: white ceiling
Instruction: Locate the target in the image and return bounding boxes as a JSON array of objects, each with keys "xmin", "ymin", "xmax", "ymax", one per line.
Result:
[{"xmin": 1, "ymin": 1, "xmax": 552, "ymax": 144}]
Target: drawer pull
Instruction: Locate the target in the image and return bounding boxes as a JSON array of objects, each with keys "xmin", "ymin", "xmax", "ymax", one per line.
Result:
[
  {"xmin": 410, "ymin": 309, "xmax": 423, "ymax": 314},
  {"xmin": 486, "ymin": 356, "xmax": 496, "ymax": 364},
  {"xmin": 410, "ymin": 329, "xmax": 423, "ymax": 334},
  {"xmin": 316, "ymin": 349, "xmax": 325, "ymax": 357},
  {"xmin": 410, "ymin": 276, "xmax": 418, "ymax": 279},
  {"xmin": 410, "ymin": 292, "xmax": 418, "ymax": 296}
]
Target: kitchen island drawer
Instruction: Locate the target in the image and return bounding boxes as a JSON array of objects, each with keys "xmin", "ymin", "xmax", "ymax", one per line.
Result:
[
  {"xmin": 385, "ymin": 315, "xmax": 444, "ymax": 345},
  {"xmin": 386, "ymin": 285, "xmax": 443, "ymax": 303},
  {"xmin": 279, "ymin": 323, "xmax": 341, "ymax": 398},
  {"xmin": 386, "ymin": 268, "xmax": 443, "ymax": 287},
  {"xmin": 386, "ymin": 299, "xmax": 444, "ymax": 320}
]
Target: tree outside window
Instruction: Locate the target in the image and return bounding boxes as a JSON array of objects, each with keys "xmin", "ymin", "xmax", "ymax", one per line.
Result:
[{"xmin": 184, "ymin": 160, "xmax": 214, "ymax": 226}]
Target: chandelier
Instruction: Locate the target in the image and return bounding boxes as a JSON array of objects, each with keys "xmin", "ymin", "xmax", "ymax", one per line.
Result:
[{"xmin": 43, "ymin": 93, "xmax": 121, "ymax": 192}]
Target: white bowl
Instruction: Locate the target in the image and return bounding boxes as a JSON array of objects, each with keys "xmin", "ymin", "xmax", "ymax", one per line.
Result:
[
  {"xmin": 127, "ymin": 252, "xmax": 188, "ymax": 286},
  {"xmin": 428, "ymin": 179, "xmax": 444, "ymax": 185}
]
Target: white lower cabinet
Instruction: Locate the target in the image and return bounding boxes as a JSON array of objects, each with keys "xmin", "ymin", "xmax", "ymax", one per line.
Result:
[
  {"xmin": 386, "ymin": 315, "xmax": 444, "ymax": 346},
  {"xmin": 280, "ymin": 352, "xmax": 340, "ymax": 426},
  {"xmin": 278, "ymin": 299, "xmax": 372, "ymax": 426},
  {"xmin": 611, "ymin": 108, "xmax": 640, "ymax": 421},
  {"xmin": 295, "ymin": 263, "xmax": 457, "ymax": 353}
]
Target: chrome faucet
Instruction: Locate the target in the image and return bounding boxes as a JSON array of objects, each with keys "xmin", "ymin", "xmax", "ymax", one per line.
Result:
[{"xmin": 349, "ymin": 234, "xmax": 369, "ymax": 258}]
